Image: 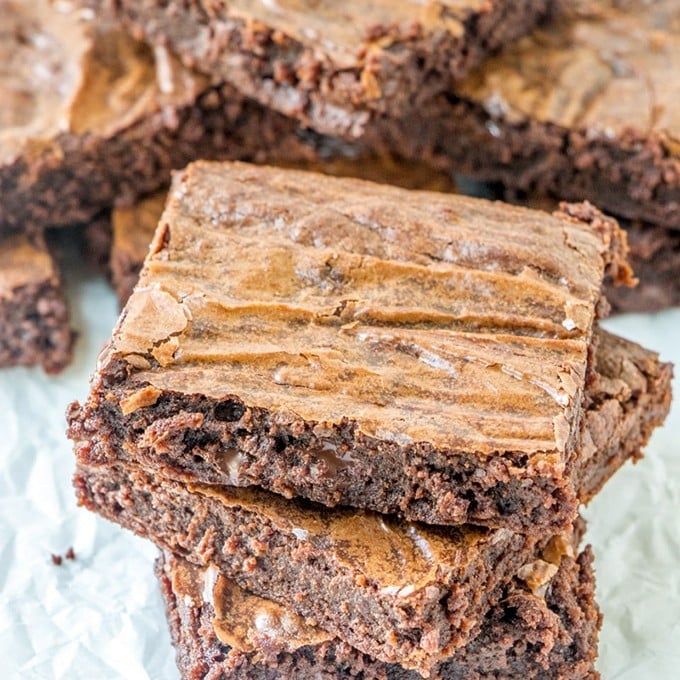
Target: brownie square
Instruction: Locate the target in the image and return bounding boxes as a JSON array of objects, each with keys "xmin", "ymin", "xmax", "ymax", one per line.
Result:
[
  {"xmin": 0, "ymin": 233, "xmax": 74, "ymax": 373},
  {"xmin": 156, "ymin": 546, "xmax": 601, "ymax": 679}
]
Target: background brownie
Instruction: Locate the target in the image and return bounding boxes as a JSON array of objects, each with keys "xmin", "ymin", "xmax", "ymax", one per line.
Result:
[
  {"xmin": 0, "ymin": 0, "xmax": 369, "ymax": 237},
  {"xmin": 74, "ymin": 459, "xmax": 572, "ymax": 675},
  {"xmin": 91, "ymin": 0, "xmax": 554, "ymax": 138},
  {"xmin": 68, "ymin": 162, "xmax": 641, "ymax": 533},
  {"xmin": 604, "ymin": 222, "xmax": 680, "ymax": 313},
  {"xmin": 0, "ymin": 234, "xmax": 74, "ymax": 373},
  {"xmin": 428, "ymin": 0, "xmax": 680, "ymax": 229},
  {"xmin": 157, "ymin": 547, "xmax": 601, "ymax": 680}
]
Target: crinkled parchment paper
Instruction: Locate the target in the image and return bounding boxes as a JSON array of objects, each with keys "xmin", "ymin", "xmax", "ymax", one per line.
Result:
[{"xmin": 0, "ymin": 255, "xmax": 678, "ymax": 679}]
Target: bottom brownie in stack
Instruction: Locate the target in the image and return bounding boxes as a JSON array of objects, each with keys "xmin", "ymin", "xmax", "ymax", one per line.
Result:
[
  {"xmin": 156, "ymin": 547, "xmax": 600, "ymax": 680},
  {"xmin": 0, "ymin": 233, "xmax": 74, "ymax": 373}
]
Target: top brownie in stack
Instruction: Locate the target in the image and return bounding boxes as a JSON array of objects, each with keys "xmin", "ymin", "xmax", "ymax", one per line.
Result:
[
  {"xmin": 67, "ymin": 161, "xmax": 644, "ymax": 534},
  {"xmin": 93, "ymin": 0, "xmax": 554, "ymax": 137}
]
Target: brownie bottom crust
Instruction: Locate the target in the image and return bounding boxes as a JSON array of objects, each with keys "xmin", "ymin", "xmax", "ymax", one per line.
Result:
[{"xmin": 157, "ymin": 548, "xmax": 600, "ymax": 680}]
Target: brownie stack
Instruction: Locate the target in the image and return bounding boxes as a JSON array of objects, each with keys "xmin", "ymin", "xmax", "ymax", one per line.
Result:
[{"xmin": 68, "ymin": 162, "xmax": 672, "ymax": 678}]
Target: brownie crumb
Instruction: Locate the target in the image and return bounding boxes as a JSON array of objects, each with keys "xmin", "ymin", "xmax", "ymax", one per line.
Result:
[
  {"xmin": 65, "ymin": 547, "xmax": 76, "ymax": 560},
  {"xmin": 51, "ymin": 554, "xmax": 63, "ymax": 566}
]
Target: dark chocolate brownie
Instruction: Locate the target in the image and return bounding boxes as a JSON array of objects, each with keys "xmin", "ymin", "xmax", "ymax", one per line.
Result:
[
  {"xmin": 89, "ymin": 0, "xmax": 553, "ymax": 138},
  {"xmin": 74, "ymin": 458, "xmax": 578, "ymax": 675},
  {"xmin": 67, "ymin": 162, "xmax": 650, "ymax": 534},
  {"xmin": 108, "ymin": 161, "xmax": 457, "ymax": 306},
  {"xmin": 157, "ymin": 547, "xmax": 601, "ymax": 679},
  {"xmin": 0, "ymin": 233, "xmax": 74, "ymax": 373},
  {"xmin": 418, "ymin": 0, "xmax": 680, "ymax": 229},
  {"xmin": 605, "ymin": 221, "xmax": 680, "ymax": 313},
  {"xmin": 0, "ymin": 1, "xmax": 366, "ymax": 237}
]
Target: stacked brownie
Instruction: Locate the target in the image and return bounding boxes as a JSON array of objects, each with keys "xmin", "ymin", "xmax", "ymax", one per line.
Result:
[{"xmin": 68, "ymin": 162, "xmax": 673, "ymax": 678}]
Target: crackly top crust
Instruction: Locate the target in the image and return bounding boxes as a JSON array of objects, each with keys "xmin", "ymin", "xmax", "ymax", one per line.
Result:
[
  {"xmin": 99, "ymin": 161, "xmax": 631, "ymax": 460},
  {"xmin": 111, "ymin": 159, "xmax": 457, "ymax": 263},
  {"xmin": 0, "ymin": 0, "xmax": 203, "ymax": 167},
  {"xmin": 458, "ymin": 0, "xmax": 680, "ymax": 149},
  {"xmin": 0, "ymin": 233, "xmax": 54, "ymax": 297},
  {"xmin": 110, "ymin": 158, "xmax": 457, "ymax": 280}
]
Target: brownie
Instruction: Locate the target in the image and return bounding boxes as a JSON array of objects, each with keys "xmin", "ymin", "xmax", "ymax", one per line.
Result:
[
  {"xmin": 74, "ymin": 457, "xmax": 580, "ymax": 675},
  {"xmin": 0, "ymin": 0, "xmax": 360, "ymax": 238},
  {"xmin": 605, "ymin": 222, "xmax": 680, "ymax": 313},
  {"xmin": 414, "ymin": 0, "xmax": 680, "ymax": 229},
  {"xmin": 157, "ymin": 547, "xmax": 601, "ymax": 679},
  {"xmin": 67, "ymin": 162, "xmax": 655, "ymax": 534},
  {"xmin": 109, "ymin": 161, "xmax": 457, "ymax": 306},
  {"xmin": 109, "ymin": 192, "xmax": 166, "ymax": 306},
  {"xmin": 0, "ymin": 233, "xmax": 74, "ymax": 373},
  {"xmin": 90, "ymin": 0, "xmax": 553, "ymax": 138}
]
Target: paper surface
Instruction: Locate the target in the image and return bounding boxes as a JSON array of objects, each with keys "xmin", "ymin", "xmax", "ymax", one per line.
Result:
[{"xmin": 0, "ymin": 253, "xmax": 678, "ymax": 679}]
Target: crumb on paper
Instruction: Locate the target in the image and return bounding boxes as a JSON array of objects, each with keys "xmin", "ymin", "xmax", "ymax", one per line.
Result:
[{"xmin": 51, "ymin": 547, "xmax": 76, "ymax": 565}]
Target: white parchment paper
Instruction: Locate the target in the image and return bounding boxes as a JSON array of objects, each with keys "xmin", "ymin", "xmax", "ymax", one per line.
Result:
[{"xmin": 0, "ymin": 255, "xmax": 678, "ymax": 679}]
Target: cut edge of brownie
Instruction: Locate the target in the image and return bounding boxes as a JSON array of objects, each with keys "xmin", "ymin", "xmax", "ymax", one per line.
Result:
[
  {"xmin": 156, "ymin": 546, "xmax": 601, "ymax": 680},
  {"xmin": 410, "ymin": 92, "xmax": 680, "ymax": 230},
  {"xmin": 67, "ymin": 321, "xmax": 671, "ymax": 533}
]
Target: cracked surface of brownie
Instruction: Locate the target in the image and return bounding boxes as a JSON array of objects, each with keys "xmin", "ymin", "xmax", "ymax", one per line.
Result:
[{"xmin": 66, "ymin": 162, "xmax": 654, "ymax": 534}]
